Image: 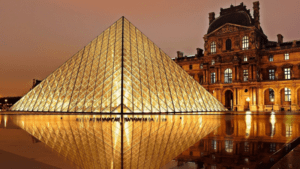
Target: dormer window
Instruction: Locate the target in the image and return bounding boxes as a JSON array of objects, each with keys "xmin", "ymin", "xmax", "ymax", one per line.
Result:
[
  {"xmin": 242, "ymin": 36, "xmax": 249, "ymax": 50},
  {"xmin": 269, "ymin": 55, "xmax": 274, "ymax": 62},
  {"xmin": 244, "ymin": 56, "xmax": 248, "ymax": 62},
  {"xmin": 285, "ymin": 53, "xmax": 289, "ymax": 60},
  {"xmin": 226, "ymin": 39, "xmax": 232, "ymax": 51},
  {"xmin": 211, "ymin": 59, "xmax": 215, "ymax": 65},
  {"xmin": 211, "ymin": 41, "xmax": 216, "ymax": 54}
]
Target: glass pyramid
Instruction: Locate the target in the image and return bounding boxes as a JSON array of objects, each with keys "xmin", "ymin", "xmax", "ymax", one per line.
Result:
[
  {"xmin": 13, "ymin": 114, "xmax": 220, "ymax": 169},
  {"xmin": 11, "ymin": 17, "xmax": 226, "ymax": 113}
]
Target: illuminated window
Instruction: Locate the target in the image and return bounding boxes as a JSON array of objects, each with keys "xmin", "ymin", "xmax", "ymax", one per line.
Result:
[
  {"xmin": 242, "ymin": 36, "xmax": 249, "ymax": 50},
  {"xmin": 286, "ymin": 125, "xmax": 292, "ymax": 137},
  {"xmin": 285, "ymin": 53, "xmax": 289, "ymax": 60},
  {"xmin": 211, "ymin": 164, "xmax": 217, "ymax": 169},
  {"xmin": 243, "ymin": 69, "xmax": 248, "ymax": 82},
  {"xmin": 269, "ymin": 69, "xmax": 275, "ymax": 80},
  {"xmin": 212, "ymin": 140, "xmax": 217, "ymax": 150},
  {"xmin": 211, "ymin": 41, "xmax": 216, "ymax": 54},
  {"xmin": 211, "ymin": 59, "xmax": 215, "ymax": 65},
  {"xmin": 189, "ymin": 65, "xmax": 193, "ymax": 70},
  {"xmin": 269, "ymin": 55, "xmax": 274, "ymax": 62},
  {"xmin": 284, "ymin": 68, "xmax": 291, "ymax": 79},
  {"xmin": 244, "ymin": 56, "xmax": 248, "ymax": 62},
  {"xmin": 226, "ymin": 39, "xmax": 231, "ymax": 51},
  {"xmin": 225, "ymin": 140, "xmax": 233, "ymax": 153},
  {"xmin": 200, "ymin": 63, "xmax": 203, "ymax": 69},
  {"xmin": 285, "ymin": 88, "xmax": 291, "ymax": 101},
  {"xmin": 270, "ymin": 143, "xmax": 276, "ymax": 152},
  {"xmin": 244, "ymin": 142, "xmax": 249, "ymax": 152},
  {"xmin": 211, "ymin": 72, "xmax": 216, "ymax": 84},
  {"xmin": 224, "ymin": 69, "xmax": 232, "ymax": 83},
  {"xmin": 269, "ymin": 89, "xmax": 274, "ymax": 101}
]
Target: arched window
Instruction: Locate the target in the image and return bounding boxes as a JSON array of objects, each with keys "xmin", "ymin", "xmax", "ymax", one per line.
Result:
[
  {"xmin": 224, "ymin": 68, "xmax": 232, "ymax": 83},
  {"xmin": 226, "ymin": 39, "xmax": 232, "ymax": 51},
  {"xmin": 211, "ymin": 41, "xmax": 216, "ymax": 54},
  {"xmin": 242, "ymin": 36, "xmax": 249, "ymax": 50}
]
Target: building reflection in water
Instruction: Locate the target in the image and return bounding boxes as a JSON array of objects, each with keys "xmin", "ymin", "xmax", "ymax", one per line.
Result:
[
  {"xmin": 11, "ymin": 113, "xmax": 220, "ymax": 169},
  {"xmin": 174, "ymin": 113, "xmax": 300, "ymax": 169}
]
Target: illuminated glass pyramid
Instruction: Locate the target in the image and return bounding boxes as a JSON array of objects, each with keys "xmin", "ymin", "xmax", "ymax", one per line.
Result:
[
  {"xmin": 11, "ymin": 17, "xmax": 226, "ymax": 113},
  {"xmin": 13, "ymin": 114, "xmax": 220, "ymax": 169}
]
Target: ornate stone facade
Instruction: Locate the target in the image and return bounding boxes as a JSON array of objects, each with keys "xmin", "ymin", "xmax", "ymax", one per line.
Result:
[{"xmin": 174, "ymin": 1, "xmax": 300, "ymax": 112}]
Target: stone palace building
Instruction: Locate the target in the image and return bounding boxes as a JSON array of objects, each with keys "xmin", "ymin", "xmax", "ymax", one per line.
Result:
[{"xmin": 174, "ymin": 1, "xmax": 300, "ymax": 111}]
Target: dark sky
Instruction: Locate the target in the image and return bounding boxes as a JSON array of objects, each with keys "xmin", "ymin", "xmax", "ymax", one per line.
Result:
[{"xmin": 1, "ymin": 0, "xmax": 300, "ymax": 97}]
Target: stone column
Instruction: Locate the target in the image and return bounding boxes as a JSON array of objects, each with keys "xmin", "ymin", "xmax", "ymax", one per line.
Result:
[
  {"xmin": 236, "ymin": 66, "xmax": 240, "ymax": 81},
  {"xmin": 274, "ymin": 88, "xmax": 280, "ymax": 111},
  {"xmin": 249, "ymin": 65, "xmax": 253, "ymax": 81},
  {"xmin": 253, "ymin": 65, "xmax": 257, "ymax": 81},
  {"xmin": 250, "ymin": 88, "xmax": 258, "ymax": 111},
  {"xmin": 218, "ymin": 67, "xmax": 221, "ymax": 83},
  {"xmin": 258, "ymin": 88, "xmax": 264, "ymax": 111},
  {"xmin": 203, "ymin": 69, "xmax": 206, "ymax": 83},
  {"xmin": 291, "ymin": 87, "xmax": 297, "ymax": 111},
  {"xmin": 233, "ymin": 66, "xmax": 236, "ymax": 81}
]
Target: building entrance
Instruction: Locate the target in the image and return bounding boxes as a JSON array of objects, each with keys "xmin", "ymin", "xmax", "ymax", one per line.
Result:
[{"xmin": 225, "ymin": 90, "xmax": 233, "ymax": 110}]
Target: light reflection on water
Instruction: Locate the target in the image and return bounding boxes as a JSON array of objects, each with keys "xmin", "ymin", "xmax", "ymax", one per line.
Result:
[{"xmin": 0, "ymin": 112, "xmax": 299, "ymax": 169}]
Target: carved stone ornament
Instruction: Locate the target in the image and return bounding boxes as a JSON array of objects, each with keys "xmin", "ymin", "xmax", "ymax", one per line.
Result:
[
  {"xmin": 216, "ymin": 25, "xmax": 239, "ymax": 35},
  {"xmin": 204, "ymin": 41, "xmax": 209, "ymax": 51},
  {"xmin": 217, "ymin": 39, "xmax": 223, "ymax": 49},
  {"xmin": 233, "ymin": 55, "xmax": 240, "ymax": 61}
]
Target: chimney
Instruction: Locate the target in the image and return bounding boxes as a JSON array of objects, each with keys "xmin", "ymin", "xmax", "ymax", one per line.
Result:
[
  {"xmin": 196, "ymin": 48, "xmax": 203, "ymax": 56},
  {"xmin": 253, "ymin": 1, "xmax": 260, "ymax": 28},
  {"xmin": 209, "ymin": 12, "xmax": 215, "ymax": 24},
  {"xmin": 277, "ymin": 34, "xmax": 283, "ymax": 44},
  {"xmin": 177, "ymin": 51, "xmax": 184, "ymax": 58}
]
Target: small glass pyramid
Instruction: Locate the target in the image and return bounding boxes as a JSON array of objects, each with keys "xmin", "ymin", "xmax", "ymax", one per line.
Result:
[{"xmin": 11, "ymin": 17, "xmax": 226, "ymax": 113}]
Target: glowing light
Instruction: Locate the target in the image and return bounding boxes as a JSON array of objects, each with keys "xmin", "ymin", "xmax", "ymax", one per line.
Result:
[
  {"xmin": 270, "ymin": 112, "xmax": 276, "ymax": 137},
  {"xmin": 245, "ymin": 111, "xmax": 251, "ymax": 137}
]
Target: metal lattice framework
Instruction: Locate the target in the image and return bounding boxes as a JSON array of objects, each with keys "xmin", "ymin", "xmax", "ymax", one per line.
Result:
[
  {"xmin": 11, "ymin": 17, "xmax": 226, "ymax": 113},
  {"xmin": 13, "ymin": 114, "xmax": 220, "ymax": 169}
]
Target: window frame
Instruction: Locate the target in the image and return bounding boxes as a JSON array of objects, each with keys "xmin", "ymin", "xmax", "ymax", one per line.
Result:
[
  {"xmin": 224, "ymin": 68, "xmax": 232, "ymax": 83},
  {"xmin": 284, "ymin": 53, "xmax": 289, "ymax": 60},
  {"xmin": 242, "ymin": 36, "xmax": 249, "ymax": 50},
  {"xmin": 243, "ymin": 69, "xmax": 248, "ymax": 82},
  {"xmin": 284, "ymin": 87, "xmax": 291, "ymax": 101},
  {"xmin": 284, "ymin": 68, "xmax": 291, "ymax": 79},
  {"xmin": 211, "ymin": 59, "xmax": 215, "ymax": 65},
  {"xmin": 269, "ymin": 69, "xmax": 275, "ymax": 80},
  {"xmin": 269, "ymin": 55, "xmax": 274, "ymax": 62},
  {"xmin": 211, "ymin": 41, "xmax": 216, "ymax": 54},
  {"xmin": 269, "ymin": 89, "xmax": 274, "ymax": 101},
  {"xmin": 189, "ymin": 65, "xmax": 193, "ymax": 70},
  {"xmin": 212, "ymin": 140, "xmax": 217, "ymax": 150},
  {"xmin": 211, "ymin": 72, "xmax": 216, "ymax": 84},
  {"xmin": 226, "ymin": 39, "xmax": 232, "ymax": 51},
  {"xmin": 244, "ymin": 56, "xmax": 248, "ymax": 62}
]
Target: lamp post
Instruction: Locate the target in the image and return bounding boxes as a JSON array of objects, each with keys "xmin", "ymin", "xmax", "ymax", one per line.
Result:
[
  {"xmin": 271, "ymin": 98, "xmax": 274, "ymax": 111},
  {"xmin": 246, "ymin": 97, "xmax": 250, "ymax": 111}
]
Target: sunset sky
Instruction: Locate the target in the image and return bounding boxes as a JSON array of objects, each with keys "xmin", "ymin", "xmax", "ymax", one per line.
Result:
[{"xmin": 1, "ymin": 0, "xmax": 300, "ymax": 97}]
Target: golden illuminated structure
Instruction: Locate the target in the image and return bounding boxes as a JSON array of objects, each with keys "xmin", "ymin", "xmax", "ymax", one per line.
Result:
[
  {"xmin": 11, "ymin": 17, "xmax": 225, "ymax": 113},
  {"xmin": 12, "ymin": 114, "xmax": 220, "ymax": 169}
]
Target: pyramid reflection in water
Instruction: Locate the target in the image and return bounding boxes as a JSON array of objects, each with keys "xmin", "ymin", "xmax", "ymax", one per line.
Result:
[
  {"xmin": 11, "ymin": 17, "xmax": 225, "ymax": 113},
  {"xmin": 13, "ymin": 114, "xmax": 220, "ymax": 169}
]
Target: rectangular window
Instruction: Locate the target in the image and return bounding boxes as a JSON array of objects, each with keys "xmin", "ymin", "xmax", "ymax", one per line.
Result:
[
  {"xmin": 244, "ymin": 142, "xmax": 249, "ymax": 152},
  {"xmin": 286, "ymin": 125, "xmax": 292, "ymax": 137},
  {"xmin": 211, "ymin": 72, "xmax": 216, "ymax": 84},
  {"xmin": 189, "ymin": 65, "xmax": 193, "ymax": 70},
  {"xmin": 225, "ymin": 140, "xmax": 233, "ymax": 153},
  {"xmin": 285, "ymin": 53, "xmax": 289, "ymax": 60},
  {"xmin": 284, "ymin": 68, "xmax": 291, "ymax": 79},
  {"xmin": 269, "ymin": 55, "xmax": 274, "ymax": 62},
  {"xmin": 269, "ymin": 89, "xmax": 274, "ymax": 101},
  {"xmin": 244, "ymin": 56, "xmax": 248, "ymax": 62},
  {"xmin": 269, "ymin": 69, "xmax": 275, "ymax": 80},
  {"xmin": 270, "ymin": 143, "xmax": 276, "ymax": 152},
  {"xmin": 285, "ymin": 88, "xmax": 291, "ymax": 101},
  {"xmin": 212, "ymin": 140, "xmax": 217, "ymax": 150},
  {"xmin": 243, "ymin": 69, "xmax": 248, "ymax": 81}
]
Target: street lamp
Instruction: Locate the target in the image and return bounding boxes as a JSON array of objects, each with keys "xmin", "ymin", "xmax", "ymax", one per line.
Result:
[{"xmin": 271, "ymin": 98, "xmax": 274, "ymax": 111}]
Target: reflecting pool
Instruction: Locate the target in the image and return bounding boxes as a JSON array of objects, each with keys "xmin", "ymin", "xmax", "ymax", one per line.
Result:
[{"xmin": 0, "ymin": 112, "xmax": 299, "ymax": 169}]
